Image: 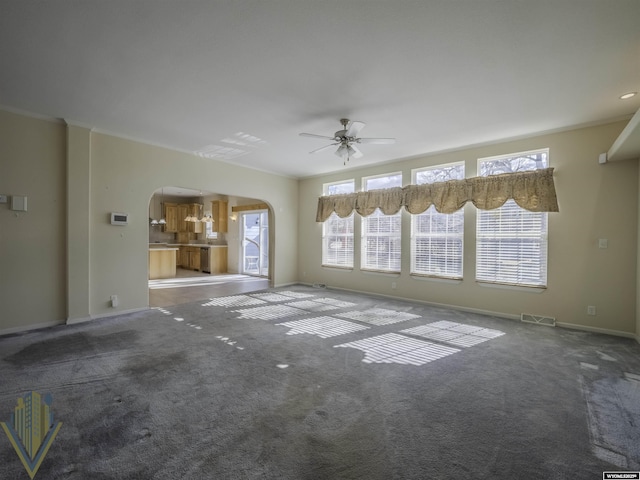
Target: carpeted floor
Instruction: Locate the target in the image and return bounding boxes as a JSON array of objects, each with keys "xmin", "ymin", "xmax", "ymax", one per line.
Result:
[{"xmin": 1, "ymin": 285, "xmax": 639, "ymax": 479}]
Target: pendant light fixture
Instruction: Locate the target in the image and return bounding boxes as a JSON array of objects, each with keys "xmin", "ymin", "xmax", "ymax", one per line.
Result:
[
  {"xmin": 150, "ymin": 192, "xmax": 159, "ymax": 226},
  {"xmin": 158, "ymin": 187, "xmax": 166, "ymax": 225}
]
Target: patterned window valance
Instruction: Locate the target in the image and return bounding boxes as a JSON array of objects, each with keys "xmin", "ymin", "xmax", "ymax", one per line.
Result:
[{"xmin": 316, "ymin": 167, "xmax": 558, "ymax": 222}]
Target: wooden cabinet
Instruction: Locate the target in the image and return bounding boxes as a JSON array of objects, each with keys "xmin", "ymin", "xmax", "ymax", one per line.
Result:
[
  {"xmin": 177, "ymin": 246, "xmax": 227, "ymax": 274},
  {"xmin": 188, "ymin": 204, "xmax": 203, "ymax": 234},
  {"xmin": 163, "ymin": 203, "xmax": 178, "ymax": 233},
  {"xmin": 173, "ymin": 203, "xmax": 203, "ymax": 234},
  {"xmin": 209, "ymin": 246, "xmax": 228, "ymax": 273},
  {"xmin": 189, "ymin": 247, "xmax": 201, "ymax": 270},
  {"xmin": 211, "ymin": 200, "xmax": 228, "ymax": 233},
  {"xmin": 149, "ymin": 249, "xmax": 177, "ymax": 279},
  {"xmin": 178, "ymin": 204, "xmax": 188, "ymax": 233},
  {"xmin": 180, "ymin": 247, "xmax": 190, "ymax": 268}
]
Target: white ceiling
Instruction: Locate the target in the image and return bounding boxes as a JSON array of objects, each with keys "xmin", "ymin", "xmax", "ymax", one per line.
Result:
[{"xmin": 1, "ymin": 1, "xmax": 639, "ymax": 178}]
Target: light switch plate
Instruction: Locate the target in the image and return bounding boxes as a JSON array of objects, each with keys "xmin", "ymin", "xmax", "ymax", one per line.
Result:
[
  {"xmin": 11, "ymin": 195, "xmax": 27, "ymax": 211},
  {"xmin": 0, "ymin": 194, "xmax": 7, "ymax": 203}
]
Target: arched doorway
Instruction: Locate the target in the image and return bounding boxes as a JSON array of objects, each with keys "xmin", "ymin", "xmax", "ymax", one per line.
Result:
[{"xmin": 147, "ymin": 187, "xmax": 271, "ymax": 307}]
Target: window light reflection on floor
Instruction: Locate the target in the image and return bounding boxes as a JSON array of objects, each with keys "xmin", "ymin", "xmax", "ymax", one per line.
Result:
[
  {"xmin": 401, "ymin": 321, "xmax": 504, "ymax": 348},
  {"xmin": 276, "ymin": 316, "xmax": 369, "ymax": 338},
  {"xmin": 233, "ymin": 304, "xmax": 308, "ymax": 321},
  {"xmin": 202, "ymin": 295, "xmax": 266, "ymax": 308},
  {"xmin": 284, "ymin": 300, "xmax": 340, "ymax": 312},
  {"xmin": 334, "ymin": 333, "xmax": 460, "ymax": 366},
  {"xmin": 337, "ymin": 308, "xmax": 421, "ymax": 326}
]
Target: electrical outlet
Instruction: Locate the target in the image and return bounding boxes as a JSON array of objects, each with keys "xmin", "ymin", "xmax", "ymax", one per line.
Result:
[
  {"xmin": 587, "ymin": 306, "xmax": 596, "ymax": 316},
  {"xmin": 391, "ymin": 282, "xmax": 397, "ymax": 290}
]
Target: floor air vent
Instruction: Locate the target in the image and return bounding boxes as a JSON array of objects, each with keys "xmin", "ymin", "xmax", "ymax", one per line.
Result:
[{"xmin": 520, "ymin": 313, "xmax": 556, "ymax": 327}]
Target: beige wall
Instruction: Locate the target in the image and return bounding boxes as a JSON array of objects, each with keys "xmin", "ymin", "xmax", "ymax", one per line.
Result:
[
  {"xmin": 637, "ymin": 160, "xmax": 640, "ymax": 342},
  {"xmin": 89, "ymin": 133, "xmax": 298, "ymax": 317},
  {"xmin": 0, "ymin": 110, "xmax": 67, "ymax": 332},
  {"xmin": 298, "ymin": 121, "xmax": 638, "ymax": 336},
  {"xmin": 0, "ymin": 109, "xmax": 298, "ymax": 333},
  {"xmin": 1, "ymin": 108, "xmax": 637, "ymax": 338}
]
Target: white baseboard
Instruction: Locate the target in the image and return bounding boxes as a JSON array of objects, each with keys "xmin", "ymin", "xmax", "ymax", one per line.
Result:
[
  {"xmin": 302, "ymin": 283, "xmax": 638, "ymax": 340},
  {"xmin": 555, "ymin": 321, "xmax": 637, "ymax": 340},
  {"xmin": 323, "ymin": 284, "xmax": 521, "ymax": 321},
  {"xmin": 66, "ymin": 315, "xmax": 92, "ymax": 325},
  {"xmin": 90, "ymin": 307, "xmax": 149, "ymax": 320},
  {"xmin": 67, "ymin": 308, "xmax": 149, "ymax": 325},
  {"xmin": 0, "ymin": 320, "xmax": 63, "ymax": 337},
  {"xmin": 273, "ymin": 282, "xmax": 298, "ymax": 288}
]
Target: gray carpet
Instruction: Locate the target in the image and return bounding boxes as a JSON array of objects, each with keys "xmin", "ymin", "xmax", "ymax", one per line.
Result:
[{"xmin": 1, "ymin": 285, "xmax": 639, "ymax": 479}]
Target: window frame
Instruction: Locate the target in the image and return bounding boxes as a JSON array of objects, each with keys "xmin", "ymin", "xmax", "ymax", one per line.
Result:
[
  {"xmin": 475, "ymin": 148, "xmax": 549, "ymax": 289},
  {"xmin": 410, "ymin": 162, "xmax": 465, "ymax": 280},
  {"xmin": 321, "ymin": 179, "xmax": 355, "ymax": 269},
  {"xmin": 360, "ymin": 172, "xmax": 403, "ymax": 274}
]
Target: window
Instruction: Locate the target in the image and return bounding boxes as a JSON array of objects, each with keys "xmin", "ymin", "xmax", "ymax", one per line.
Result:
[
  {"xmin": 361, "ymin": 173, "xmax": 402, "ymax": 272},
  {"xmin": 411, "ymin": 163, "xmax": 465, "ymax": 279},
  {"xmin": 205, "ymin": 221, "xmax": 218, "ymax": 240},
  {"xmin": 322, "ymin": 180, "xmax": 355, "ymax": 267},
  {"xmin": 476, "ymin": 149, "xmax": 549, "ymax": 287}
]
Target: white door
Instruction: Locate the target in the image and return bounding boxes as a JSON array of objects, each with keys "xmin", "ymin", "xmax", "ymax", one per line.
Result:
[{"xmin": 241, "ymin": 210, "xmax": 269, "ymax": 276}]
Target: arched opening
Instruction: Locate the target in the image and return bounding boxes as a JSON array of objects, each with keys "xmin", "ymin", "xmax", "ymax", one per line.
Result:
[{"xmin": 147, "ymin": 187, "xmax": 270, "ymax": 307}]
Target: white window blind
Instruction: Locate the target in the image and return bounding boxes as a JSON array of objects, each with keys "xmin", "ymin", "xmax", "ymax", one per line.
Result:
[
  {"xmin": 322, "ymin": 180, "xmax": 355, "ymax": 267},
  {"xmin": 361, "ymin": 173, "xmax": 402, "ymax": 272},
  {"xmin": 476, "ymin": 150, "xmax": 549, "ymax": 287},
  {"xmin": 411, "ymin": 163, "xmax": 465, "ymax": 278}
]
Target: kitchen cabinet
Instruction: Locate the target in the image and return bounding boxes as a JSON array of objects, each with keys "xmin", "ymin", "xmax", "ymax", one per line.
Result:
[
  {"xmin": 209, "ymin": 246, "xmax": 228, "ymax": 273},
  {"xmin": 174, "ymin": 203, "xmax": 203, "ymax": 234},
  {"xmin": 211, "ymin": 200, "xmax": 228, "ymax": 233},
  {"xmin": 189, "ymin": 247, "xmax": 201, "ymax": 270},
  {"xmin": 178, "ymin": 205, "xmax": 188, "ymax": 232},
  {"xmin": 163, "ymin": 203, "xmax": 178, "ymax": 233},
  {"xmin": 149, "ymin": 248, "xmax": 178, "ymax": 279},
  {"xmin": 188, "ymin": 204, "xmax": 204, "ymax": 234}
]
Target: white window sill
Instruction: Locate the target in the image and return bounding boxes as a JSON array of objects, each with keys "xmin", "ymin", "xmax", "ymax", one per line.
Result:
[
  {"xmin": 476, "ymin": 281, "xmax": 546, "ymax": 293},
  {"xmin": 321, "ymin": 265, "xmax": 354, "ymax": 271},
  {"xmin": 360, "ymin": 269, "xmax": 401, "ymax": 277},
  {"xmin": 410, "ymin": 274, "xmax": 462, "ymax": 285}
]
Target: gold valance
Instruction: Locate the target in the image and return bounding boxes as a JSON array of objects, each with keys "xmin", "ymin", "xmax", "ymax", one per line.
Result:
[{"xmin": 316, "ymin": 167, "xmax": 558, "ymax": 222}]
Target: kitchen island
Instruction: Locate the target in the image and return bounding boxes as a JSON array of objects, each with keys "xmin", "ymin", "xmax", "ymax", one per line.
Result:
[
  {"xmin": 148, "ymin": 247, "xmax": 179, "ymax": 279},
  {"xmin": 149, "ymin": 244, "xmax": 228, "ymax": 278}
]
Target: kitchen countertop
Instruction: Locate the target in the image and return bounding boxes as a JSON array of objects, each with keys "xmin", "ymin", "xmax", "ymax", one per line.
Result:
[{"xmin": 148, "ymin": 247, "xmax": 179, "ymax": 251}]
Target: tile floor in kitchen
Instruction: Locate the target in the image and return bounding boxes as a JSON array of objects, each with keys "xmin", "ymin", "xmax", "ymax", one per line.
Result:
[{"xmin": 149, "ymin": 268, "xmax": 270, "ymax": 308}]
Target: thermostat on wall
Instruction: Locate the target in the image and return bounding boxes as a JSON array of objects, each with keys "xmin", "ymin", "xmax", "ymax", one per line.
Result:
[{"xmin": 111, "ymin": 212, "xmax": 128, "ymax": 225}]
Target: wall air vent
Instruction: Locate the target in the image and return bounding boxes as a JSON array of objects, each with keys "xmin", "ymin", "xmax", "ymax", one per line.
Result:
[{"xmin": 521, "ymin": 313, "xmax": 556, "ymax": 327}]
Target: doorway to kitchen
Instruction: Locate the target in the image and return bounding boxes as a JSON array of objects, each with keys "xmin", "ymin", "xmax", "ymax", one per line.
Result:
[{"xmin": 241, "ymin": 210, "xmax": 269, "ymax": 277}]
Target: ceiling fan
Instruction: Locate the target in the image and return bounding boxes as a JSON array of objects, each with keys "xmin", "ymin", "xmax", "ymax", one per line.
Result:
[{"xmin": 299, "ymin": 118, "xmax": 395, "ymax": 164}]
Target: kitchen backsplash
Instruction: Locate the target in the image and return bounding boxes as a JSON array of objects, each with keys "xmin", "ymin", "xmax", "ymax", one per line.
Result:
[{"xmin": 149, "ymin": 229, "xmax": 227, "ymax": 245}]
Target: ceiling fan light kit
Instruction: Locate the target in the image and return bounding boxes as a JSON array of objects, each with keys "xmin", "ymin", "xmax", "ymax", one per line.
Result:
[{"xmin": 300, "ymin": 118, "xmax": 395, "ymax": 165}]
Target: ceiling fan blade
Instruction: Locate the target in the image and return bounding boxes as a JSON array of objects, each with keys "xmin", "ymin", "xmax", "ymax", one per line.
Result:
[
  {"xmin": 349, "ymin": 144, "xmax": 363, "ymax": 159},
  {"xmin": 357, "ymin": 137, "xmax": 396, "ymax": 145},
  {"xmin": 309, "ymin": 143, "xmax": 339, "ymax": 154},
  {"xmin": 300, "ymin": 133, "xmax": 335, "ymax": 140},
  {"xmin": 346, "ymin": 121, "xmax": 366, "ymax": 138}
]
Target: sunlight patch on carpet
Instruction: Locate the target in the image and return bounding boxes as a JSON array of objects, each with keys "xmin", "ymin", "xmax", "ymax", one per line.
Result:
[
  {"xmin": 276, "ymin": 316, "xmax": 369, "ymax": 338},
  {"xmin": 202, "ymin": 295, "xmax": 266, "ymax": 308},
  {"xmin": 337, "ymin": 308, "xmax": 421, "ymax": 326},
  {"xmin": 233, "ymin": 305, "xmax": 307, "ymax": 321},
  {"xmin": 277, "ymin": 290, "xmax": 316, "ymax": 299},
  {"xmin": 401, "ymin": 321, "xmax": 504, "ymax": 348},
  {"xmin": 312, "ymin": 298, "xmax": 358, "ymax": 308},
  {"xmin": 334, "ymin": 333, "xmax": 459, "ymax": 366},
  {"xmin": 250, "ymin": 293, "xmax": 296, "ymax": 302},
  {"xmin": 284, "ymin": 300, "xmax": 340, "ymax": 312}
]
